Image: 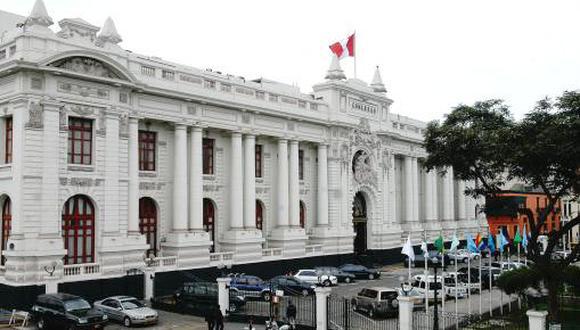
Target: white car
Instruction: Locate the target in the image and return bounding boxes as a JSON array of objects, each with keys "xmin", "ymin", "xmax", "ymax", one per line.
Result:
[
  {"xmin": 294, "ymin": 269, "xmax": 338, "ymax": 286},
  {"xmin": 410, "ymin": 274, "xmax": 467, "ymax": 300},
  {"xmin": 446, "ymin": 249, "xmax": 479, "ymax": 263},
  {"xmin": 94, "ymin": 296, "xmax": 158, "ymax": 327}
]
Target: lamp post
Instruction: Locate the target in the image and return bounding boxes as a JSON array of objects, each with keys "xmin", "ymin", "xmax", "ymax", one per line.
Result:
[
  {"xmin": 430, "ymin": 257, "xmax": 440, "ymax": 330},
  {"xmin": 399, "ymin": 275, "xmax": 412, "ymax": 297}
]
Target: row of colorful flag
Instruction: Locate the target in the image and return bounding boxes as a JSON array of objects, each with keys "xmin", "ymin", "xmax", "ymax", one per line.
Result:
[{"xmin": 402, "ymin": 224, "xmax": 531, "ymax": 261}]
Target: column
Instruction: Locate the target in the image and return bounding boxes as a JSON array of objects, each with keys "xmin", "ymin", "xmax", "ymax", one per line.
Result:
[
  {"xmin": 104, "ymin": 112, "xmax": 120, "ymax": 233},
  {"xmin": 127, "ymin": 117, "xmax": 139, "ymax": 234},
  {"xmin": 447, "ymin": 167, "xmax": 455, "ymax": 220},
  {"xmin": 411, "ymin": 157, "xmax": 419, "ymax": 221},
  {"xmin": 456, "ymin": 180, "xmax": 466, "ymax": 220},
  {"xmin": 40, "ymin": 101, "xmax": 61, "ymax": 235},
  {"xmin": 10, "ymin": 100, "xmax": 26, "ymax": 236},
  {"xmin": 172, "ymin": 124, "xmax": 188, "ymax": 231},
  {"xmin": 389, "ymin": 153, "xmax": 397, "ymax": 224},
  {"xmin": 404, "ymin": 156, "xmax": 414, "ymax": 222},
  {"xmin": 243, "ymin": 134, "xmax": 256, "ymax": 229},
  {"xmin": 317, "ymin": 144, "xmax": 329, "ymax": 226},
  {"xmin": 314, "ymin": 287, "xmax": 332, "ymax": 330},
  {"xmin": 230, "ymin": 132, "xmax": 243, "ymax": 229},
  {"xmin": 289, "ymin": 140, "xmax": 300, "ymax": 227},
  {"xmin": 189, "ymin": 126, "xmax": 203, "ymax": 230},
  {"xmin": 423, "ymin": 170, "xmax": 434, "ymax": 221},
  {"xmin": 277, "ymin": 139, "xmax": 289, "ymax": 227}
]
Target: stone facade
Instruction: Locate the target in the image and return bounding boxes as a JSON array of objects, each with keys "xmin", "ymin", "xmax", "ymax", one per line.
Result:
[{"xmin": 0, "ymin": 1, "xmax": 486, "ymax": 286}]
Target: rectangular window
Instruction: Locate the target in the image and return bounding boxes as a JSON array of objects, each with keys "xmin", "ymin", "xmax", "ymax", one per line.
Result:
[
  {"xmin": 298, "ymin": 149, "xmax": 304, "ymax": 180},
  {"xmin": 67, "ymin": 117, "xmax": 93, "ymax": 165},
  {"xmin": 203, "ymin": 138, "xmax": 214, "ymax": 175},
  {"xmin": 139, "ymin": 131, "xmax": 156, "ymax": 171},
  {"xmin": 4, "ymin": 117, "xmax": 12, "ymax": 164},
  {"xmin": 255, "ymin": 144, "xmax": 262, "ymax": 178},
  {"xmin": 204, "ymin": 80, "xmax": 216, "ymax": 89},
  {"xmin": 161, "ymin": 70, "xmax": 175, "ymax": 80},
  {"xmin": 256, "ymin": 91, "xmax": 265, "ymax": 100},
  {"xmin": 141, "ymin": 66, "xmax": 155, "ymax": 77}
]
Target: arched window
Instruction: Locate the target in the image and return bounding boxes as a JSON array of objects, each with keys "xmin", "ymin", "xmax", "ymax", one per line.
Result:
[
  {"xmin": 139, "ymin": 197, "xmax": 157, "ymax": 257},
  {"xmin": 203, "ymin": 198, "xmax": 216, "ymax": 252},
  {"xmin": 62, "ymin": 195, "xmax": 95, "ymax": 265},
  {"xmin": 299, "ymin": 201, "xmax": 306, "ymax": 228},
  {"xmin": 1, "ymin": 197, "xmax": 11, "ymax": 266},
  {"xmin": 256, "ymin": 200, "xmax": 263, "ymax": 230}
]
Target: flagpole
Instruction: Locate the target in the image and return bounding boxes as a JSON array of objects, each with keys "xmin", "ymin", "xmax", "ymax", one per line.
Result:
[
  {"xmin": 353, "ymin": 30, "xmax": 357, "ymax": 79},
  {"xmin": 517, "ymin": 243, "xmax": 522, "ymax": 309},
  {"xmin": 424, "ymin": 230, "xmax": 429, "ymax": 316},
  {"xmin": 454, "ymin": 230, "xmax": 458, "ymax": 329},
  {"xmin": 478, "ymin": 254, "xmax": 482, "ymax": 317},
  {"xmin": 499, "ymin": 249, "xmax": 503, "ymax": 315},
  {"xmin": 489, "ymin": 247, "xmax": 492, "ymax": 317},
  {"xmin": 507, "ymin": 246, "xmax": 512, "ymax": 313},
  {"xmin": 467, "ymin": 248, "xmax": 471, "ymax": 316}
]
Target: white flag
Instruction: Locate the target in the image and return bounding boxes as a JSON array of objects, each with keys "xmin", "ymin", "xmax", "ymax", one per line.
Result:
[
  {"xmin": 420, "ymin": 240, "xmax": 429, "ymax": 257},
  {"xmin": 450, "ymin": 233, "xmax": 460, "ymax": 252},
  {"xmin": 402, "ymin": 235, "xmax": 415, "ymax": 261}
]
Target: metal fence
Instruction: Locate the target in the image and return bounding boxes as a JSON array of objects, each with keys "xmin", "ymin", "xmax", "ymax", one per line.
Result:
[
  {"xmin": 412, "ymin": 310, "xmax": 528, "ymax": 330},
  {"xmin": 235, "ymin": 295, "xmax": 316, "ymax": 328},
  {"xmin": 327, "ymin": 295, "xmax": 399, "ymax": 330}
]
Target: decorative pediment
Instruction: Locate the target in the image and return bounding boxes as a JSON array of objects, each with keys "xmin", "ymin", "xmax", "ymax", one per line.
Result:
[
  {"xmin": 47, "ymin": 56, "xmax": 126, "ymax": 80},
  {"xmin": 350, "ymin": 118, "xmax": 381, "ymax": 151}
]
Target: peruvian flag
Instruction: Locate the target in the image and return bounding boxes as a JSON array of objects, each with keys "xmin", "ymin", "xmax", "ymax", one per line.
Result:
[{"xmin": 329, "ymin": 33, "xmax": 355, "ymax": 59}]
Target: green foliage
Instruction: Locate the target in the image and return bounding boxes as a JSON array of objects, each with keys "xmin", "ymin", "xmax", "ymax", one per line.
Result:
[
  {"xmin": 496, "ymin": 267, "xmax": 541, "ymax": 295},
  {"xmin": 562, "ymin": 266, "xmax": 580, "ymax": 295}
]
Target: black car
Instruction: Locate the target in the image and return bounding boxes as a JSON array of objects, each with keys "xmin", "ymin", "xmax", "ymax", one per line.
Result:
[
  {"xmin": 338, "ymin": 264, "xmax": 381, "ymax": 280},
  {"xmin": 269, "ymin": 276, "xmax": 316, "ymax": 296},
  {"xmin": 315, "ymin": 266, "xmax": 356, "ymax": 283},
  {"xmin": 31, "ymin": 293, "xmax": 108, "ymax": 329},
  {"xmin": 457, "ymin": 266, "xmax": 494, "ymax": 289},
  {"xmin": 404, "ymin": 252, "xmax": 455, "ymax": 268},
  {"xmin": 174, "ymin": 282, "xmax": 246, "ymax": 314}
]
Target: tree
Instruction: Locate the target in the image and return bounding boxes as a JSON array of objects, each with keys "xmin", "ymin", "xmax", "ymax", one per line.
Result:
[{"xmin": 423, "ymin": 92, "xmax": 580, "ymax": 321}]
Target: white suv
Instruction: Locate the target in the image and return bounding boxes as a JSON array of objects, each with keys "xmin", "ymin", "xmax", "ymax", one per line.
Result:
[{"xmin": 294, "ymin": 269, "xmax": 338, "ymax": 286}]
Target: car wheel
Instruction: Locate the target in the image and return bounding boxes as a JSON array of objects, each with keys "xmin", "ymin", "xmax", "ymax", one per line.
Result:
[
  {"xmin": 229, "ymin": 302, "xmax": 238, "ymax": 313},
  {"xmin": 391, "ymin": 299, "xmax": 399, "ymax": 309},
  {"xmin": 344, "ymin": 277, "xmax": 351, "ymax": 284},
  {"xmin": 368, "ymin": 273, "xmax": 375, "ymax": 280},
  {"xmin": 262, "ymin": 292, "xmax": 271, "ymax": 302},
  {"xmin": 124, "ymin": 316, "xmax": 132, "ymax": 327},
  {"xmin": 463, "ymin": 258, "xmax": 468, "ymax": 264},
  {"xmin": 302, "ymin": 289, "xmax": 309, "ymax": 297},
  {"xmin": 36, "ymin": 318, "xmax": 46, "ymax": 329},
  {"xmin": 323, "ymin": 280, "xmax": 331, "ymax": 287}
]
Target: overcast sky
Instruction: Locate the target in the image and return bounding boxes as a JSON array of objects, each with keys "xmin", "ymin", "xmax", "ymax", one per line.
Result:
[{"xmin": 3, "ymin": 0, "xmax": 580, "ymax": 121}]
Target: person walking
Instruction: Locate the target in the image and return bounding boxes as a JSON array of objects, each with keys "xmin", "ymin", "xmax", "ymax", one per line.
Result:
[
  {"xmin": 286, "ymin": 300, "xmax": 297, "ymax": 329},
  {"xmin": 205, "ymin": 305, "xmax": 215, "ymax": 330},
  {"xmin": 214, "ymin": 304, "xmax": 224, "ymax": 330}
]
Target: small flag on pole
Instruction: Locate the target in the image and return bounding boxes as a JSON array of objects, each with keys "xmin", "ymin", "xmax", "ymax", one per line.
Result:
[
  {"xmin": 402, "ymin": 234, "xmax": 415, "ymax": 261},
  {"xmin": 514, "ymin": 226, "xmax": 522, "ymax": 246},
  {"xmin": 522, "ymin": 224, "xmax": 529, "ymax": 252},
  {"xmin": 467, "ymin": 233, "xmax": 478, "ymax": 253},
  {"xmin": 498, "ymin": 231, "xmax": 509, "ymax": 253},
  {"xmin": 488, "ymin": 229, "xmax": 496, "ymax": 254},
  {"xmin": 434, "ymin": 234, "xmax": 445, "ymax": 253},
  {"xmin": 450, "ymin": 233, "xmax": 460, "ymax": 252},
  {"xmin": 329, "ymin": 33, "xmax": 355, "ymax": 59}
]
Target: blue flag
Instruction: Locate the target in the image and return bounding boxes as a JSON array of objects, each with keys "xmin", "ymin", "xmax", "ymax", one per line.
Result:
[
  {"xmin": 467, "ymin": 233, "xmax": 477, "ymax": 253},
  {"xmin": 488, "ymin": 229, "xmax": 496, "ymax": 254},
  {"xmin": 522, "ymin": 224, "xmax": 529, "ymax": 252},
  {"xmin": 498, "ymin": 232, "xmax": 509, "ymax": 253}
]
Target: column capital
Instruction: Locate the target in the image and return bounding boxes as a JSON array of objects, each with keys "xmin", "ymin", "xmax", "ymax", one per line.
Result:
[
  {"xmin": 230, "ymin": 131, "xmax": 242, "ymax": 138},
  {"xmin": 39, "ymin": 99, "xmax": 63, "ymax": 111},
  {"xmin": 174, "ymin": 123, "xmax": 188, "ymax": 130},
  {"xmin": 191, "ymin": 125, "xmax": 203, "ymax": 133},
  {"xmin": 289, "ymin": 139, "xmax": 299, "ymax": 146},
  {"xmin": 277, "ymin": 138, "xmax": 288, "ymax": 144}
]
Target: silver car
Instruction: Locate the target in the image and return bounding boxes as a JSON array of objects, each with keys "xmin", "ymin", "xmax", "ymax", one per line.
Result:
[{"xmin": 94, "ymin": 296, "xmax": 158, "ymax": 327}]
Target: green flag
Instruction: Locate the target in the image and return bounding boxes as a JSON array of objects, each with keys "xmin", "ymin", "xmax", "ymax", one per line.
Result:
[
  {"xmin": 514, "ymin": 226, "xmax": 522, "ymax": 245},
  {"xmin": 434, "ymin": 234, "xmax": 445, "ymax": 253}
]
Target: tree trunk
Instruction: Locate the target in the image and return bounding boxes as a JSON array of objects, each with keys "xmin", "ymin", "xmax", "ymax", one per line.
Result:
[{"xmin": 547, "ymin": 279, "xmax": 561, "ymax": 323}]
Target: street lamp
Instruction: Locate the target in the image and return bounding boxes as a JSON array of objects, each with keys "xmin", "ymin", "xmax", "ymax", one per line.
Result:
[
  {"xmin": 398, "ymin": 275, "xmax": 412, "ymax": 296},
  {"xmin": 430, "ymin": 256, "xmax": 440, "ymax": 330}
]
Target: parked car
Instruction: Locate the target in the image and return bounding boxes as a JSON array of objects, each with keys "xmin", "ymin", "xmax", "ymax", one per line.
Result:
[
  {"xmin": 445, "ymin": 249, "xmax": 479, "ymax": 263},
  {"xmin": 94, "ymin": 295, "xmax": 158, "ymax": 327},
  {"xmin": 339, "ymin": 264, "xmax": 381, "ymax": 280},
  {"xmin": 228, "ymin": 274, "xmax": 271, "ymax": 301},
  {"xmin": 409, "ymin": 274, "xmax": 442, "ymax": 300},
  {"xmin": 351, "ymin": 287, "xmax": 399, "ymax": 318},
  {"xmin": 445, "ymin": 271, "xmax": 480, "ymax": 293},
  {"xmin": 31, "ymin": 293, "xmax": 108, "ymax": 330},
  {"xmin": 405, "ymin": 251, "xmax": 455, "ymax": 268},
  {"xmin": 315, "ymin": 266, "xmax": 356, "ymax": 283},
  {"xmin": 174, "ymin": 282, "xmax": 246, "ymax": 313},
  {"xmin": 442, "ymin": 274, "xmax": 468, "ymax": 298},
  {"xmin": 491, "ymin": 261, "xmax": 526, "ymax": 271},
  {"xmin": 294, "ymin": 269, "xmax": 337, "ymax": 287},
  {"xmin": 458, "ymin": 266, "xmax": 491, "ymax": 289},
  {"xmin": 269, "ymin": 275, "xmax": 316, "ymax": 296}
]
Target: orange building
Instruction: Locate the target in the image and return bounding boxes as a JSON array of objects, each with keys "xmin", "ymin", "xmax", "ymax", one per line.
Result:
[{"xmin": 485, "ymin": 192, "xmax": 561, "ymax": 238}]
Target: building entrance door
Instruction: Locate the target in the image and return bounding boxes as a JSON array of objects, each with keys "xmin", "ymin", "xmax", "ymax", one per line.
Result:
[{"xmin": 352, "ymin": 192, "xmax": 367, "ymax": 255}]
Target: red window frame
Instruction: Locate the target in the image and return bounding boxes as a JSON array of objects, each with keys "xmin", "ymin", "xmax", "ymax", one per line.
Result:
[
  {"xmin": 1, "ymin": 198, "xmax": 11, "ymax": 266},
  {"xmin": 62, "ymin": 195, "xmax": 95, "ymax": 265},
  {"xmin": 299, "ymin": 201, "xmax": 305, "ymax": 228},
  {"xmin": 203, "ymin": 198, "xmax": 215, "ymax": 252},
  {"xmin": 203, "ymin": 138, "xmax": 214, "ymax": 175},
  {"xmin": 255, "ymin": 144, "xmax": 263, "ymax": 178},
  {"xmin": 298, "ymin": 149, "xmax": 304, "ymax": 180},
  {"xmin": 139, "ymin": 131, "xmax": 156, "ymax": 171},
  {"xmin": 5, "ymin": 117, "xmax": 12, "ymax": 164},
  {"xmin": 68, "ymin": 117, "xmax": 93, "ymax": 165},
  {"xmin": 139, "ymin": 197, "xmax": 158, "ymax": 257},
  {"xmin": 256, "ymin": 200, "xmax": 263, "ymax": 230}
]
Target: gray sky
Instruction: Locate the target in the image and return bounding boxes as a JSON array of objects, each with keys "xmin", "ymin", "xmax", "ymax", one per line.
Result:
[{"xmin": 3, "ymin": 0, "xmax": 580, "ymax": 121}]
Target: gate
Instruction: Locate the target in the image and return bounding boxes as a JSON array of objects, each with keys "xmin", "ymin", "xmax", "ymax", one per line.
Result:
[
  {"xmin": 327, "ymin": 295, "xmax": 399, "ymax": 330},
  {"xmin": 235, "ymin": 295, "xmax": 316, "ymax": 328}
]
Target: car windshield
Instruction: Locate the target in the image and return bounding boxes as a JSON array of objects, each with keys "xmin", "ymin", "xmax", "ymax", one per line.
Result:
[
  {"xmin": 64, "ymin": 299, "xmax": 91, "ymax": 312},
  {"xmin": 121, "ymin": 299, "xmax": 144, "ymax": 310}
]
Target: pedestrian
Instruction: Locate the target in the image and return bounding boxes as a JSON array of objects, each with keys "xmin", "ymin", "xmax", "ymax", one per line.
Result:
[
  {"xmin": 215, "ymin": 304, "xmax": 224, "ymax": 330},
  {"xmin": 247, "ymin": 317, "xmax": 256, "ymax": 330},
  {"xmin": 286, "ymin": 300, "xmax": 297, "ymax": 329},
  {"xmin": 205, "ymin": 305, "xmax": 215, "ymax": 330}
]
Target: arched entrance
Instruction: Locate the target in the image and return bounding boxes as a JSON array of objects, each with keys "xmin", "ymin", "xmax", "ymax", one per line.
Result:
[
  {"xmin": 352, "ymin": 192, "xmax": 367, "ymax": 255},
  {"xmin": 203, "ymin": 198, "xmax": 216, "ymax": 252},
  {"xmin": 1, "ymin": 196, "xmax": 11, "ymax": 266},
  {"xmin": 62, "ymin": 195, "xmax": 95, "ymax": 265},
  {"xmin": 139, "ymin": 197, "xmax": 158, "ymax": 257}
]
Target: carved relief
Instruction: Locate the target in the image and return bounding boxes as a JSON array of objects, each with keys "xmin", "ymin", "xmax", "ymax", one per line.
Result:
[
  {"xmin": 48, "ymin": 57, "xmax": 124, "ymax": 80},
  {"xmin": 119, "ymin": 113, "xmax": 129, "ymax": 138},
  {"xmin": 353, "ymin": 151, "xmax": 377, "ymax": 187},
  {"xmin": 60, "ymin": 177, "xmax": 102, "ymax": 187},
  {"xmin": 69, "ymin": 104, "xmax": 96, "ymax": 116},
  {"xmin": 59, "ymin": 106, "xmax": 67, "ymax": 131},
  {"xmin": 58, "ymin": 81, "xmax": 109, "ymax": 100},
  {"xmin": 26, "ymin": 102, "xmax": 43, "ymax": 129},
  {"xmin": 242, "ymin": 113, "xmax": 251, "ymax": 124}
]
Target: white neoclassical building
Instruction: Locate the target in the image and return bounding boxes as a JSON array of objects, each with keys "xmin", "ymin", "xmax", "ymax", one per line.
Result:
[{"xmin": 0, "ymin": 1, "xmax": 486, "ymax": 291}]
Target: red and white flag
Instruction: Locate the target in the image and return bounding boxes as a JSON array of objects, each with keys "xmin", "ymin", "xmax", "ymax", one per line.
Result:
[{"xmin": 329, "ymin": 33, "xmax": 355, "ymax": 59}]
